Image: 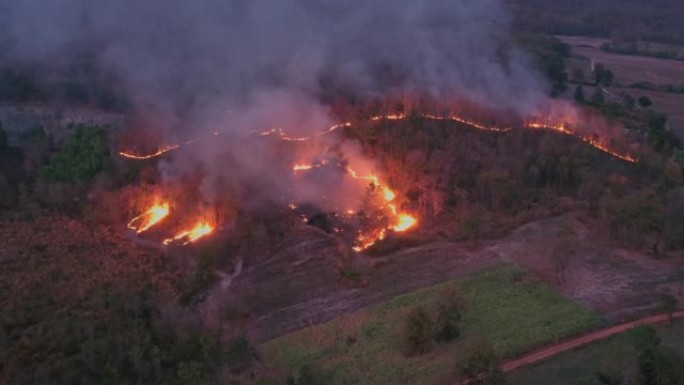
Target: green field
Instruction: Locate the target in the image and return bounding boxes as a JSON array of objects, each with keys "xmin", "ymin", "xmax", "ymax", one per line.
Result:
[
  {"xmin": 261, "ymin": 266, "xmax": 602, "ymax": 385},
  {"xmin": 508, "ymin": 323, "xmax": 684, "ymax": 385}
]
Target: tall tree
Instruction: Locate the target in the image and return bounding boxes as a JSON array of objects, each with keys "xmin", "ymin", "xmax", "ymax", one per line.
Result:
[
  {"xmin": 591, "ymin": 87, "xmax": 606, "ymax": 105},
  {"xmin": 574, "ymin": 85, "xmax": 585, "ymax": 103}
]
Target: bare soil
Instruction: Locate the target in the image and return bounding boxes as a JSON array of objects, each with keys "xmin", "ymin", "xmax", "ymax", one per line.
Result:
[
  {"xmin": 202, "ymin": 212, "xmax": 684, "ymax": 342},
  {"xmin": 558, "ymin": 35, "xmax": 684, "ymax": 134},
  {"xmin": 488, "ymin": 212, "xmax": 681, "ymax": 322},
  {"xmin": 556, "ymin": 36, "xmax": 684, "ymax": 87}
]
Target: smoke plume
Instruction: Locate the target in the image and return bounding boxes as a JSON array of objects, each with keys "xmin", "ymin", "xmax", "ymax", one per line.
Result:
[{"xmin": 2, "ymin": 0, "xmax": 546, "ymax": 209}]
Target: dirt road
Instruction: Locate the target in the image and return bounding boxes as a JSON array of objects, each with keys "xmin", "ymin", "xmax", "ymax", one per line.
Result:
[{"xmin": 501, "ymin": 310, "xmax": 684, "ymax": 372}]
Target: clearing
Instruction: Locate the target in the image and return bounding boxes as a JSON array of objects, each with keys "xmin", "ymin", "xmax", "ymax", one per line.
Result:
[
  {"xmin": 507, "ymin": 322, "xmax": 684, "ymax": 385},
  {"xmin": 261, "ymin": 266, "xmax": 601, "ymax": 385},
  {"xmin": 557, "ymin": 35, "xmax": 684, "ymax": 134}
]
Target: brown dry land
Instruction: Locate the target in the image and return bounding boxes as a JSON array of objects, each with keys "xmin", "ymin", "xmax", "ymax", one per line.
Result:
[
  {"xmin": 557, "ymin": 35, "xmax": 684, "ymax": 56},
  {"xmin": 205, "ymin": 212, "xmax": 684, "ymax": 342},
  {"xmin": 569, "ymin": 45, "xmax": 684, "ymax": 86},
  {"xmin": 557, "ymin": 35, "xmax": 684, "ymax": 135}
]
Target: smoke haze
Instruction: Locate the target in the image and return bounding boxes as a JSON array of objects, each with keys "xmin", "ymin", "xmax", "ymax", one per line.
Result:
[{"xmin": 2, "ymin": 0, "xmax": 546, "ymax": 209}]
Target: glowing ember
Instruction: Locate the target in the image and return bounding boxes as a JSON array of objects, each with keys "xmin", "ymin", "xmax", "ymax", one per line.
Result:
[
  {"xmin": 352, "ymin": 228, "xmax": 388, "ymax": 252},
  {"xmin": 163, "ymin": 221, "xmax": 214, "ymax": 246},
  {"xmin": 127, "ymin": 202, "xmax": 170, "ymax": 233}
]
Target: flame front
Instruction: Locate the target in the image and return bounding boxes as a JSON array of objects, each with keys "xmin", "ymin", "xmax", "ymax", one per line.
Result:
[
  {"xmin": 119, "ymin": 145, "xmax": 180, "ymax": 160},
  {"xmin": 292, "ymin": 161, "xmax": 417, "ymax": 251},
  {"xmin": 526, "ymin": 121, "xmax": 638, "ymax": 163},
  {"xmin": 348, "ymin": 175, "xmax": 417, "ymax": 251},
  {"xmin": 127, "ymin": 202, "xmax": 170, "ymax": 233},
  {"xmin": 117, "ymin": 111, "xmax": 636, "ymax": 164},
  {"xmin": 163, "ymin": 221, "xmax": 214, "ymax": 246}
]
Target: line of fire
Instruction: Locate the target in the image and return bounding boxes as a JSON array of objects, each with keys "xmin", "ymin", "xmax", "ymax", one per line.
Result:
[{"xmin": 118, "ymin": 102, "xmax": 639, "ymax": 252}]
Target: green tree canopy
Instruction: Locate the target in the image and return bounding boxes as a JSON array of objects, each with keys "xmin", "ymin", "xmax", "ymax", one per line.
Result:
[{"xmin": 41, "ymin": 124, "xmax": 112, "ymax": 183}]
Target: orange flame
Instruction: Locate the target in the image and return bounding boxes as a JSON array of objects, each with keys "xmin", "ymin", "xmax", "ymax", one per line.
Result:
[
  {"xmin": 393, "ymin": 214, "xmax": 417, "ymax": 232},
  {"xmin": 127, "ymin": 202, "xmax": 170, "ymax": 233},
  {"xmin": 371, "ymin": 113, "xmax": 512, "ymax": 132},
  {"xmin": 118, "ymin": 138, "xmax": 200, "ymax": 160},
  {"xmin": 348, "ymin": 172, "xmax": 417, "ymax": 250},
  {"xmin": 526, "ymin": 122, "xmax": 638, "ymax": 163},
  {"xmin": 119, "ymin": 145, "xmax": 180, "ymax": 160},
  {"xmin": 291, "ymin": 159, "xmax": 417, "ymax": 251},
  {"xmin": 163, "ymin": 221, "xmax": 214, "ymax": 246},
  {"xmin": 117, "ymin": 110, "xmax": 635, "ymax": 164},
  {"xmin": 293, "ymin": 164, "xmax": 314, "ymax": 172}
]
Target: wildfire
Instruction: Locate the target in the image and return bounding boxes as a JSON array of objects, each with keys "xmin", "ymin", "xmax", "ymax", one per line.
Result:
[
  {"xmin": 293, "ymin": 161, "xmax": 417, "ymax": 251},
  {"xmin": 371, "ymin": 113, "xmax": 512, "ymax": 132},
  {"xmin": 119, "ymin": 145, "xmax": 180, "ymax": 160},
  {"xmin": 258, "ymin": 122, "xmax": 351, "ymax": 142},
  {"xmin": 293, "ymin": 164, "xmax": 314, "ymax": 172},
  {"xmin": 163, "ymin": 221, "xmax": 215, "ymax": 246},
  {"xmin": 127, "ymin": 202, "xmax": 170, "ymax": 233},
  {"xmin": 119, "ymin": 137, "xmax": 201, "ymax": 160},
  {"xmin": 350, "ymin": 177, "xmax": 417, "ymax": 250},
  {"xmin": 526, "ymin": 121, "xmax": 638, "ymax": 163},
  {"xmin": 394, "ymin": 214, "xmax": 418, "ymax": 232}
]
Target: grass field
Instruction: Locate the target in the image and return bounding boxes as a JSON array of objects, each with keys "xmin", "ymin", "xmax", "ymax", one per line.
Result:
[
  {"xmin": 261, "ymin": 266, "xmax": 601, "ymax": 385},
  {"xmin": 556, "ymin": 36, "xmax": 684, "ymax": 87},
  {"xmin": 556, "ymin": 35, "xmax": 684, "ymax": 136},
  {"xmin": 507, "ymin": 323, "xmax": 684, "ymax": 385}
]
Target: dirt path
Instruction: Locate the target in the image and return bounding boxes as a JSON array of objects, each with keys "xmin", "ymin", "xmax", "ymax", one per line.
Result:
[{"xmin": 500, "ymin": 310, "xmax": 684, "ymax": 373}]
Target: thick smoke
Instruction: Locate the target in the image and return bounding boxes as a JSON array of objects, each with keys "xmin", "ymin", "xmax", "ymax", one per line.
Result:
[{"xmin": 2, "ymin": 0, "xmax": 546, "ymax": 210}]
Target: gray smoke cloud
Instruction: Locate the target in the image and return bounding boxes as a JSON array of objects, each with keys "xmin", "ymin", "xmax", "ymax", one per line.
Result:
[{"xmin": 2, "ymin": 0, "xmax": 546, "ymax": 210}]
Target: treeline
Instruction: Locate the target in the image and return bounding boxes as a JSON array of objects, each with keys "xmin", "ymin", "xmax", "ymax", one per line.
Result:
[
  {"xmin": 507, "ymin": 0, "xmax": 684, "ymax": 45},
  {"xmin": 0, "ymin": 59, "xmax": 131, "ymax": 111},
  {"xmin": 601, "ymin": 40, "xmax": 684, "ymax": 62},
  {"xmin": 340, "ymin": 101, "xmax": 684, "ymax": 254}
]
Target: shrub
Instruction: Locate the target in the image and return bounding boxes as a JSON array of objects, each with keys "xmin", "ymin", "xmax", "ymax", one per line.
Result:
[
  {"xmin": 456, "ymin": 337, "xmax": 503, "ymax": 384},
  {"xmin": 41, "ymin": 125, "xmax": 112, "ymax": 183},
  {"xmin": 226, "ymin": 334, "xmax": 256, "ymax": 372},
  {"xmin": 287, "ymin": 364, "xmax": 320, "ymax": 385},
  {"xmin": 638, "ymin": 96, "xmax": 653, "ymax": 108},
  {"xmin": 435, "ymin": 287, "xmax": 465, "ymax": 342},
  {"xmin": 403, "ymin": 307, "xmax": 434, "ymax": 355},
  {"xmin": 660, "ymin": 294, "xmax": 678, "ymax": 323}
]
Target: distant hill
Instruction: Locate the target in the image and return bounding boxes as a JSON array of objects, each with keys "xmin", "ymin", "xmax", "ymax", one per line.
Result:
[{"xmin": 507, "ymin": 0, "xmax": 684, "ymax": 44}]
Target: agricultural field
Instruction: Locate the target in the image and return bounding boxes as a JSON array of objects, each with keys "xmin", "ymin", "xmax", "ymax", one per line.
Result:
[
  {"xmin": 558, "ymin": 39, "xmax": 684, "ymax": 87},
  {"xmin": 508, "ymin": 323, "xmax": 684, "ymax": 385},
  {"xmin": 557, "ymin": 35, "xmax": 684, "ymax": 135},
  {"xmin": 262, "ymin": 266, "xmax": 601, "ymax": 385}
]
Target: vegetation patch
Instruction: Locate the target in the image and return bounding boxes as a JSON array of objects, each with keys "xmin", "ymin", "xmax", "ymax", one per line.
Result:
[
  {"xmin": 508, "ymin": 324, "xmax": 684, "ymax": 385},
  {"xmin": 262, "ymin": 265, "xmax": 601, "ymax": 385}
]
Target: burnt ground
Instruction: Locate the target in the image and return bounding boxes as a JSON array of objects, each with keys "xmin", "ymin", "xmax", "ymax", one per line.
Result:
[
  {"xmin": 487, "ymin": 213, "xmax": 682, "ymax": 322},
  {"xmin": 193, "ymin": 212, "xmax": 684, "ymax": 343}
]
